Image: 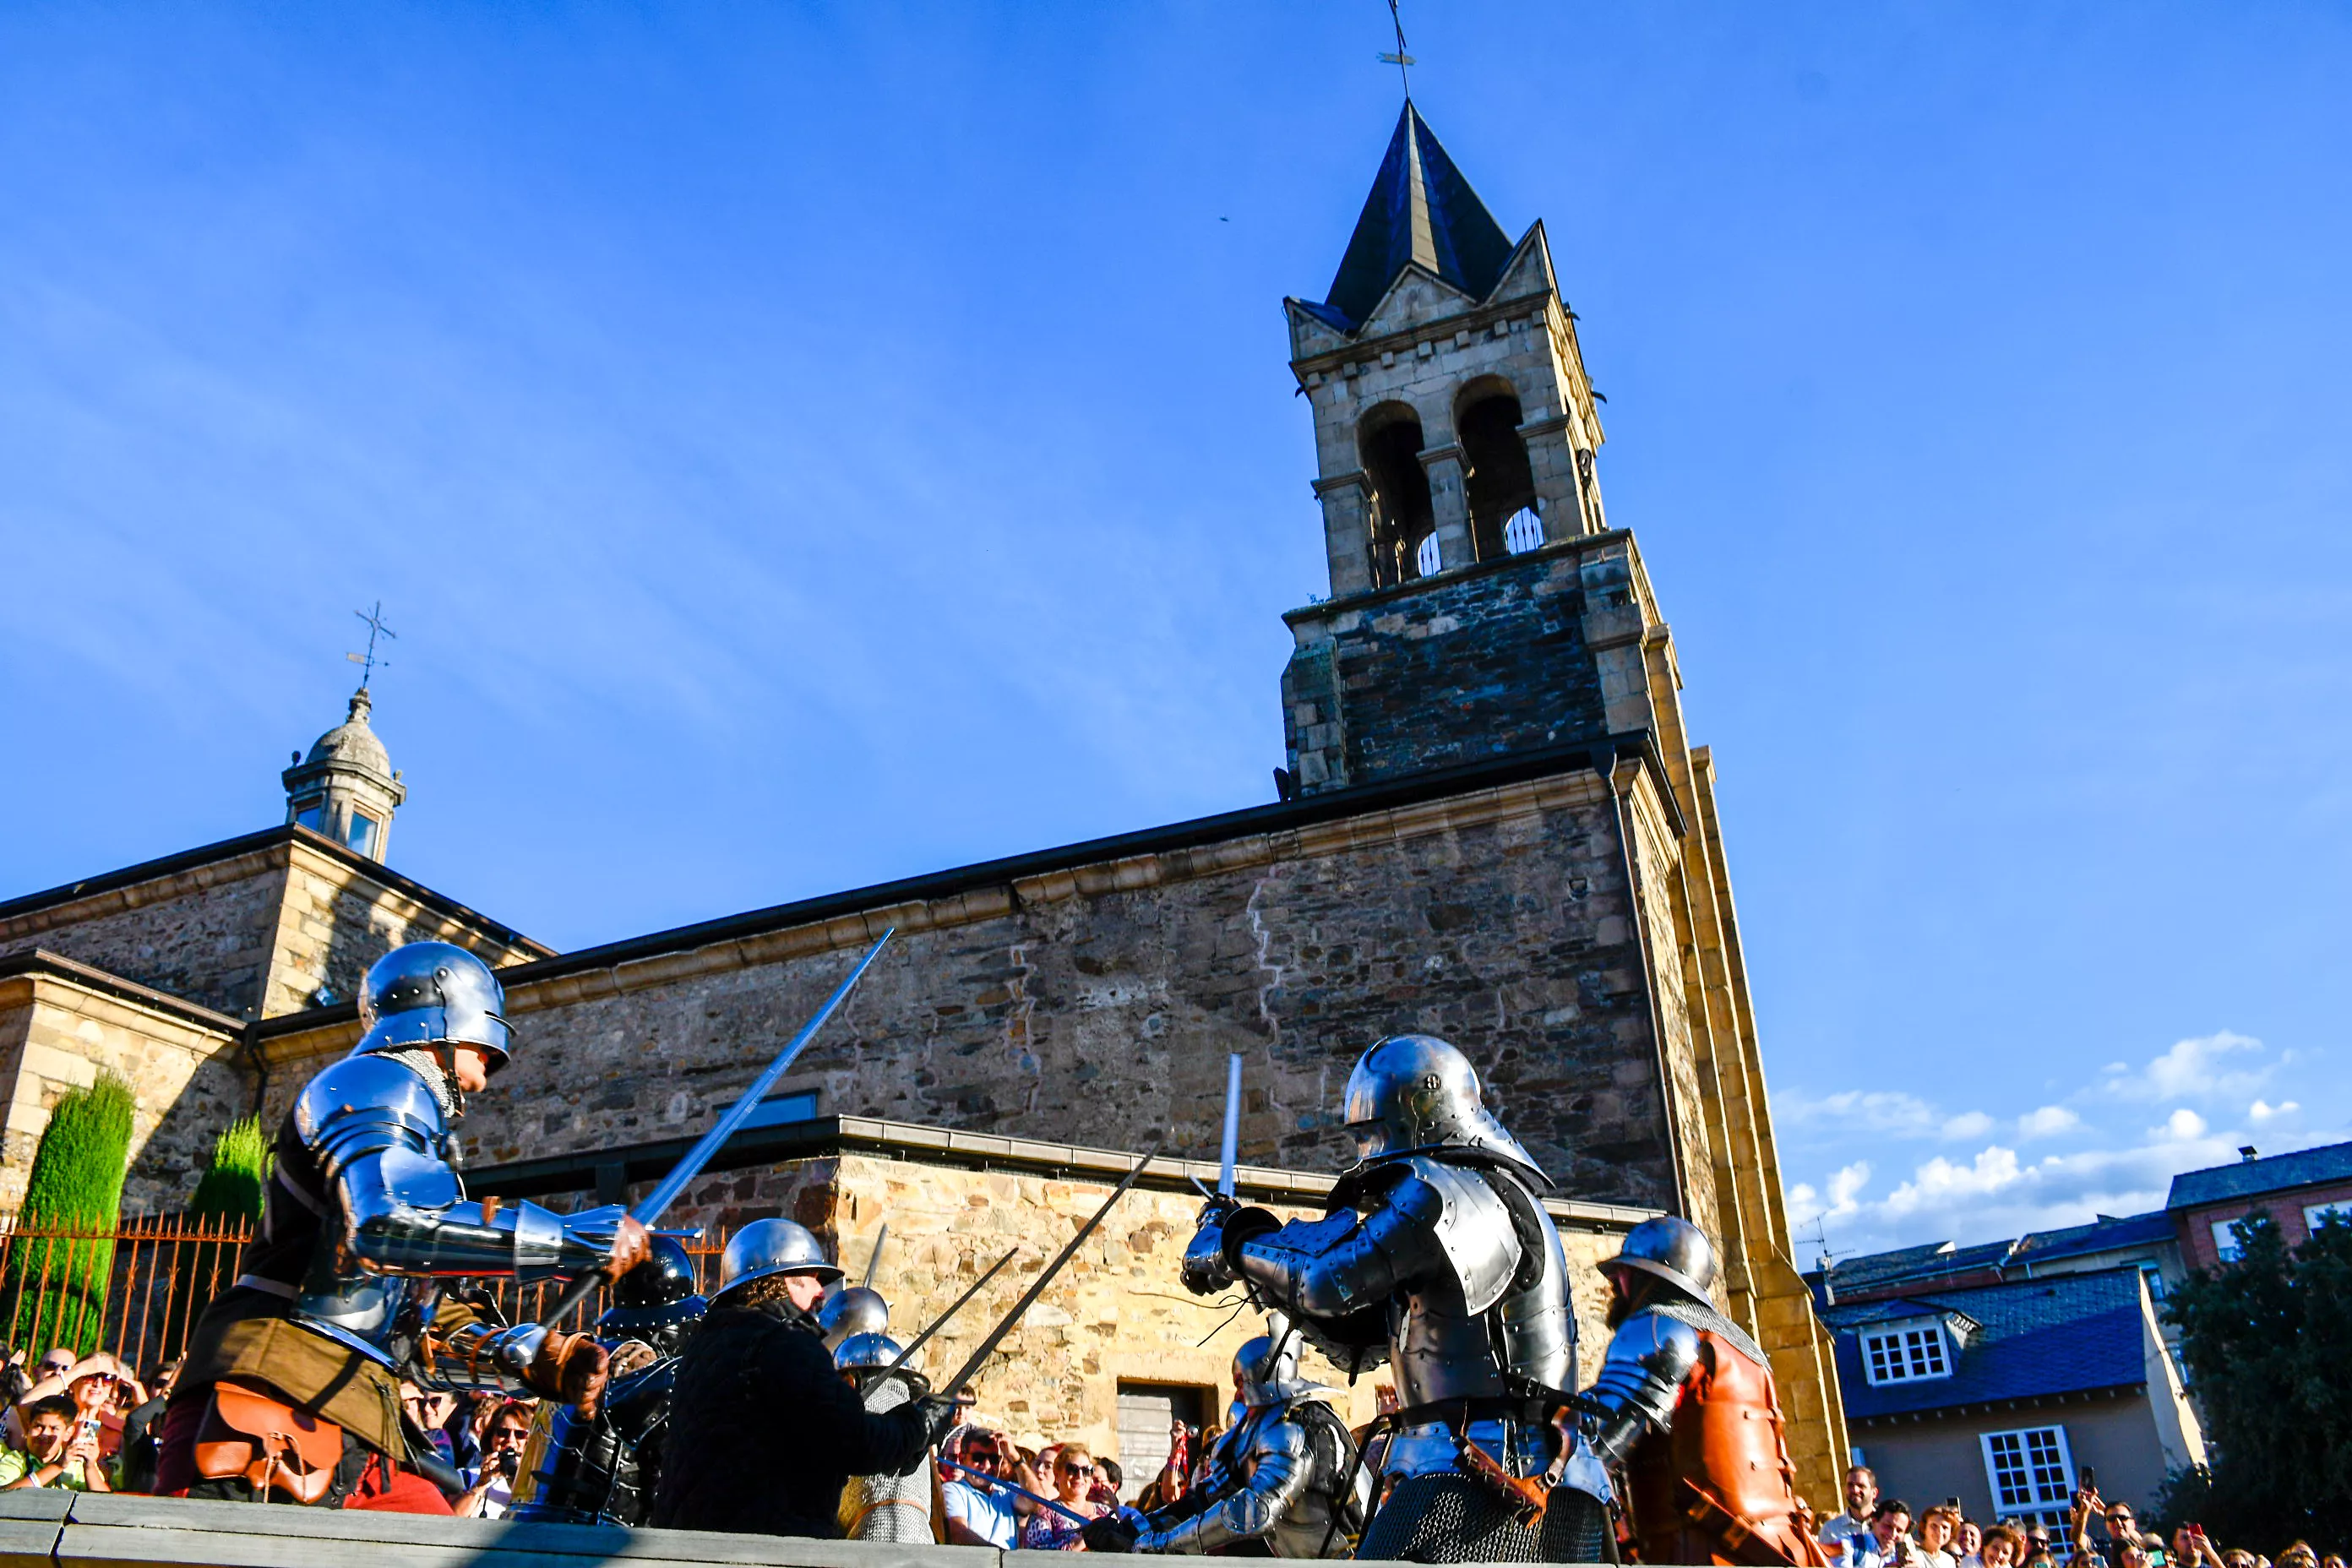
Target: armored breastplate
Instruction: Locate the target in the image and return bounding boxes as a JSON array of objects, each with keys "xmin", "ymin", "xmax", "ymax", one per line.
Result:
[
  {"xmin": 288, "ymin": 1054, "xmax": 460, "ymax": 1365},
  {"xmin": 1381, "ymin": 1158, "xmax": 1575, "ymax": 1407}
]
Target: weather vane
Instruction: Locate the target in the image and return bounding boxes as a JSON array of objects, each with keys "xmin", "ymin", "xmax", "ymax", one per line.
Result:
[
  {"xmin": 346, "ymin": 601, "xmax": 397, "ymax": 689},
  {"xmin": 1378, "ymin": 0, "xmax": 1415, "ymax": 98}
]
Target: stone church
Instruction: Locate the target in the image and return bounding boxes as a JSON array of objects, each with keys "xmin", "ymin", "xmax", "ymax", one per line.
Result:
[{"xmin": 0, "ymin": 103, "xmax": 1848, "ymax": 1498}]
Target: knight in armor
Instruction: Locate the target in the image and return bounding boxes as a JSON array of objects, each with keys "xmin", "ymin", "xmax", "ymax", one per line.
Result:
[
  {"xmin": 1578, "ymin": 1217, "xmax": 1828, "ymax": 1568},
  {"xmin": 155, "ymin": 942, "xmax": 651, "ymax": 1510},
  {"xmin": 1181, "ymin": 1036, "xmax": 1609, "ymax": 1564},
  {"xmin": 509, "ymin": 1235, "xmax": 707, "ymax": 1526},
  {"xmin": 648, "ymin": 1217, "xmax": 957, "ymax": 1538},
  {"xmin": 1085, "ymin": 1317, "xmax": 1368, "ymax": 1558},
  {"xmin": 833, "ymin": 1331, "xmax": 935, "ymax": 1543}
]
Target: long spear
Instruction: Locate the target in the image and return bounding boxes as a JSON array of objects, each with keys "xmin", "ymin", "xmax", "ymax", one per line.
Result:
[
  {"xmin": 933, "ymin": 1141, "xmax": 1166, "ymax": 1401},
  {"xmin": 885, "ymin": 1244, "xmax": 1024, "ymax": 1374}
]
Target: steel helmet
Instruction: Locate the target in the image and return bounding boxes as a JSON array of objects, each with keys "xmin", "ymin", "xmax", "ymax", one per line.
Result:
[
  {"xmin": 355, "ymin": 941, "xmax": 512, "ymax": 1070},
  {"xmin": 1231, "ymin": 1315, "xmax": 1326, "ymax": 1408},
  {"xmin": 819, "ymin": 1285, "xmax": 890, "ymax": 1351},
  {"xmin": 1604, "ymin": 1216, "xmax": 1717, "ymax": 1304},
  {"xmin": 834, "ymin": 1331, "xmax": 910, "ymax": 1373},
  {"xmin": 1342, "ymin": 1034, "xmax": 1547, "ymax": 1183},
  {"xmin": 612, "ymin": 1235, "xmax": 700, "ymax": 1309},
  {"xmin": 715, "ymin": 1218, "xmax": 842, "ymax": 1304}
]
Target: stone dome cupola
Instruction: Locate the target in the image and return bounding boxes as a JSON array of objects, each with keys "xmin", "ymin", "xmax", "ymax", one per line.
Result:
[{"xmin": 283, "ymin": 686, "xmax": 406, "ymax": 861}]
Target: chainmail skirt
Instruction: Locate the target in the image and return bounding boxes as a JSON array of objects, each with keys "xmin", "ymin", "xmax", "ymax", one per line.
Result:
[{"xmin": 1355, "ymin": 1474, "xmax": 1610, "ymax": 1564}]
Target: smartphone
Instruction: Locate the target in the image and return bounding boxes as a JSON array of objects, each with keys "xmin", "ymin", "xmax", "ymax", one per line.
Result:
[
  {"xmin": 1947, "ymin": 1498, "xmax": 1963, "ymax": 1511},
  {"xmin": 2081, "ymin": 1467, "xmax": 2096, "ymax": 1491}
]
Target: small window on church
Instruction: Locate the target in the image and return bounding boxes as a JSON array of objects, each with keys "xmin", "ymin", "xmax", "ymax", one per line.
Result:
[
  {"xmin": 296, "ymin": 804, "xmax": 324, "ymax": 832},
  {"xmin": 1503, "ymin": 506, "xmax": 1544, "ymax": 555},
  {"xmin": 348, "ymin": 812, "xmax": 378, "ymax": 855},
  {"xmin": 1415, "ymin": 532, "xmax": 1441, "ymax": 578}
]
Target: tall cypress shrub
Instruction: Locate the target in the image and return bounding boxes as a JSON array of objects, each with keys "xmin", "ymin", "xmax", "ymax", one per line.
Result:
[
  {"xmin": 165, "ymin": 1116, "xmax": 271, "ymax": 1354},
  {"xmin": 3, "ymin": 1072, "xmax": 136, "ymax": 1355}
]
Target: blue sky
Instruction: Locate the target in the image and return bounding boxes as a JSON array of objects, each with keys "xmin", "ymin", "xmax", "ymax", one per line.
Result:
[{"xmin": 3, "ymin": 3, "xmax": 2348, "ymax": 1258}]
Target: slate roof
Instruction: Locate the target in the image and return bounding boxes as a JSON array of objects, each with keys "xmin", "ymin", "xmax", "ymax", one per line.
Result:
[
  {"xmin": 1821, "ymin": 1269, "xmax": 2148, "ymax": 1419},
  {"xmin": 1813, "ymin": 1238, "xmax": 2014, "ymax": 1298},
  {"xmin": 1309, "ymin": 101, "xmax": 1515, "ymax": 332},
  {"xmin": 2166, "ymin": 1141, "xmax": 2352, "ymax": 1210},
  {"xmin": 2012, "ymin": 1211, "xmax": 2175, "ymax": 1266}
]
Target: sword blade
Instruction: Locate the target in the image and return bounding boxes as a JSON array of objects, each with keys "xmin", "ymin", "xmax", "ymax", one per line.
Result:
[
  {"xmin": 535, "ymin": 931, "xmax": 891, "ymax": 1329},
  {"xmin": 936, "ymin": 1141, "xmax": 1165, "ymax": 1401},
  {"xmin": 887, "ymin": 1244, "xmax": 1022, "ymax": 1373},
  {"xmin": 1217, "ymin": 1054, "xmax": 1243, "ymax": 1198},
  {"xmin": 862, "ymin": 1222, "xmax": 889, "ymax": 1290},
  {"xmin": 941, "ymin": 1459, "xmax": 1090, "ymax": 1524},
  {"xmin": 633, "ymin": 929, "xmax": 893, "ymax": 1226}
]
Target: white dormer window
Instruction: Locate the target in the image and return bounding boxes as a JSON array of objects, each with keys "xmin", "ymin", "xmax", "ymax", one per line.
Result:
[
  {"xmin": 1860, "ymin": 1321, "xmax": 1952, "ymax": 1384},
  {"xmin": 348, "ymin": 811, "xmax": 378, "ymax": 856}
]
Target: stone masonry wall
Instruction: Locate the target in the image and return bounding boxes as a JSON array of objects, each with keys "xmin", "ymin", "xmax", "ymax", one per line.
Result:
[
  {"xmin": 0, "ymin": 974, "xmax": 248, "ymax": 1214},
  {"xmin": 1282, "ymin": 542, "xmax": 1608, "ymax": 793},
  {"xmin": 419, "ymin": 770, "xmax": 1685, "ymax": 1216},
  {"xmin": 258, "ymin": 841, "xmax": 547, "ymax": 1019},
  {"xmin": 0, "ymin": 856, "xmax": 287, "ymax": 1020},
  {"xmin": 581, "ymin": 1152, "xmax": 1642, "ymax": 1464}
]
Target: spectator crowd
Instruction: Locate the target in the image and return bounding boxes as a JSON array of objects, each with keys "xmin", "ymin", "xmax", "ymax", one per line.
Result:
[
  {"xmin": 0, "ymin": 1337, "xmax": 2342, "ymax": 1566},
  {"xmin": 1815, "ymin": 1466, "xmax": 2345, "ymax": 1568}
]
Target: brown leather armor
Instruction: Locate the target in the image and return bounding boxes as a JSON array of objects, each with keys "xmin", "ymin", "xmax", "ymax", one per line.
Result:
[{"xmin": 1625, "ymin": 1330, "xmax": 1829, "ymax": 1567}]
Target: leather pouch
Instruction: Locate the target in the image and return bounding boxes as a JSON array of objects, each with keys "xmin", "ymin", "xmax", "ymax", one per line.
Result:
[{"xmin": 192, "ymin": 1382, "xmax": 343, "ymax": 1505}]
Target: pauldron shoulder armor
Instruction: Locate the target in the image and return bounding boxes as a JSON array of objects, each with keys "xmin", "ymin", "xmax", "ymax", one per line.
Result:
[{"xmin": 1583, "ymin": 1308, "xmax": 1701, "ymax": 1465}]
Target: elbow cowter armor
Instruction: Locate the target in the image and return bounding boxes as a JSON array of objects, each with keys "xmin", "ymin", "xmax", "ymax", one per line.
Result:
[
  {"xmin": 1582, "ymin": 1309, "xmax": 1701, "ymax": 1466},
  {"xmin": 290, "ymin": 1053, "xmax": 626, "ymax": 1374}
]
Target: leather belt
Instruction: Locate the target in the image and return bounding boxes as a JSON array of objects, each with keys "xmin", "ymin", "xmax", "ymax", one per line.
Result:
[{"xmin": 1391, "ymin": 1393, "xmax": 1567, "ymax": 1429}]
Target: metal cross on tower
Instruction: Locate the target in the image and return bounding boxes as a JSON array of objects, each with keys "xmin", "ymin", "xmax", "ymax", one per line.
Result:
[
  {"xmin": 1378, "ymin": 0, "xmax": 1416, "ymax": 98},
  {"xmin": 346, "ymin": 601, "xmax": 397, "ymax": 688}
]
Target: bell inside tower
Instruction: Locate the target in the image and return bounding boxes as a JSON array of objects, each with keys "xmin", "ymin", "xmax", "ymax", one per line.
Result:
[{"xmin": 1358, "ymin": 405, "xmax": 1435, "ymax": 590}]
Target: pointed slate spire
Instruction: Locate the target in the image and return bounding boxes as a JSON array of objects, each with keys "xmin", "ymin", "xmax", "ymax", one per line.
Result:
[{"xmin": 1316, "ymin": 102, "xmax": 1514, "ymax": 331}]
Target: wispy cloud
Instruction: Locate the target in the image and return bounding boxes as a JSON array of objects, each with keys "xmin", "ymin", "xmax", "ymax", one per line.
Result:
[{"xmin": 1777, "ymin": 1028, "xmax": 2346, "ymax": 1256}]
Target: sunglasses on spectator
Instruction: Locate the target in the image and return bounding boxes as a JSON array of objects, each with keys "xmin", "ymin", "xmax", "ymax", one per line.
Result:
[{"xmin": 1059, "ymin": 1462, "xmax": 1095, "ymax": 1477}]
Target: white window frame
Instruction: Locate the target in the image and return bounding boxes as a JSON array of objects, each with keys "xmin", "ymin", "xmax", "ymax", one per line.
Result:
[
  {"xmin": 1859, "ymin": 1320, "xmax": 1952, "ymax": 1386},
  {"xmin": 2211, "ymin": 1217, "xmax": 2247, "ymax": 1261},
  {"xmin": 1980, "ymin": 1424, "xmax": 2075, "ymax": 1530},
  {"xmin": 2304, "ymin": 1200, "xmax": 2352, "ymax": 1233}
]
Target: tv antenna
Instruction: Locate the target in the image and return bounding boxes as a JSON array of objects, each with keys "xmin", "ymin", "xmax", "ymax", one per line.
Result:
[
  {"xmin": 347, "ymin": 601, "xmax": 397, "ymax": 689},
  {"xmin": 1378, "ymin": 0, "xmax": 1415, "ymax": 98}
]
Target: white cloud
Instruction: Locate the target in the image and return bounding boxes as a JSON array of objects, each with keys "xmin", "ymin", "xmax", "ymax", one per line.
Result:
[
  {"xmin": 2018, "ymin": 1105, "xmax": 2081, "ymax": 1139},
  {"xmin": 1774, "ymin": 1091, "xmax": 1938, "ymax": 1135},
  {"xmin": 2149, "ymin": 1108, "xmax": 2208, "ymax": 1142},
  {"xmin": 1941, "ymin": 1111, "xmax": 1995, "ymax": 1141},
  {"xmin": 1788, "ymin": 1162, "xmax": 1872, "ymax": 1227},
  {"xmin": 2099, "ymin": 1031, "xmax": 2271, "ymax": 1104},
  {"xmin": 2250, "ymin": 1099, "xmax": 2301, "ymax": 1124}
]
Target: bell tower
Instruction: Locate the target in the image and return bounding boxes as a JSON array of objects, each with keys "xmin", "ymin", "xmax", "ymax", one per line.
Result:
[{"xmin": 1279, "ymin": 102, "xmax": 1625, "ymax": 795}]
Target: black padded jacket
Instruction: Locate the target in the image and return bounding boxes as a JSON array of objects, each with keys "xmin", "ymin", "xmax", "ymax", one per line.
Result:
[{"xmin": 647, "ymin": 1300, "xmax": 929, "ymax": 1537}]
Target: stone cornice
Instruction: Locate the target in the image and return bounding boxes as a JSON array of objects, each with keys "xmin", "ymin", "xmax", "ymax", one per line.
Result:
[
  {"xmin": 0, "ymin": 825, "xmax": 551, "ymax": 960},
  {"xmin": 465, "ymin": 1113, "xmax": 1666, "ymax": 1234},
  {"xmin": 0, "ymin": 949, "xmax": 245, "ymax": 1040}
]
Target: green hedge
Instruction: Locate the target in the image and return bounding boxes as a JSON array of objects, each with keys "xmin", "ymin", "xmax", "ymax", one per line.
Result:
[{"xmin": 2, "ymin": 1073, "xmax": 136, "ymax": 1355}]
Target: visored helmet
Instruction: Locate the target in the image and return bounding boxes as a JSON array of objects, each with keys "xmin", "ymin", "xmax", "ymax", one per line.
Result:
[
  {"xmin": 1232, "ymin": 1315, "xmax": 1324, "ymax": 1408},
  {"xmin": 819, "ymin": 1285, "xmax": 890, "ymax": 1351},
  {"xmin": 355, "ymin": 942, "xmax": 512, "ymax": 1070},
  {"xmin": 612, "ymin": 1235, "xmax": 699, "ymax": 1309},
  {"xmin": 1604, "ymin": 1215, "xmax": 1717, "ymax": 1304},
  {"xmin": 716, "ymin": 1218, "xmax": 842, "ymax": 1304},
  {"xmin": 1342, "ymin": 1035, "xmax": 1546, "ymax": 1183}
]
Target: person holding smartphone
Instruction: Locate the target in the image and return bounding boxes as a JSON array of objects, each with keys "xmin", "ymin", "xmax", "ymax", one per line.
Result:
[{"xmin": 1, "ymin": 1396, "xmax": 112, "ymax": 1491}]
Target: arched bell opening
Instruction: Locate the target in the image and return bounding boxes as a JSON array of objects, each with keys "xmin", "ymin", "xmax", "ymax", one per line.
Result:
[
  {"xmin": 1457, "ymin": 380, "xmax": 1539, "ymax": 563},
  {"xmin": 1358, "ymin": 404, "xmax": 1435, "ymax": 590}
]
